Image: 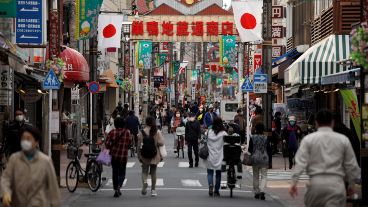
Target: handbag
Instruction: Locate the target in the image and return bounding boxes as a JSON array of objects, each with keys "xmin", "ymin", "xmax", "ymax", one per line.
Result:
[
  {"xmin": 199, "ymin": 143, "xmax": 209, "ymax": 159},
  {"xmin": 159, "ymin": 145, "xmax": 167, "ymax": 158},
  {"xmin": 242, "ymin": 152, "xmax": 252, "ymax": 166},
  {"xmin": 96, "ymin": 149, "xmax": 112, "ymax": 166}
]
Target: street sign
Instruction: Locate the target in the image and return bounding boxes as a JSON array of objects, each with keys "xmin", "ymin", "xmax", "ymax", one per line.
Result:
[
  {"xmin": 43, "ymin": 69, "xmax": 60, "ymax": 90},
  {"xmin": 253, "ymin": 74, "xmax": 267, "ymax": 93},
  {"xmin": 16, "ymin": 0, "xmax": 43, "ymax": 44},
  {"xmin": 241, "ymin": 77, "xmax": 253, "ymax": 92},
  {"xmin": 88, "ymin": 82, "xmax": 100, "ymax": 93}
]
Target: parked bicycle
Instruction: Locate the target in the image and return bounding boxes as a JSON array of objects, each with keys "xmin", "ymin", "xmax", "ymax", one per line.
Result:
[
  {"xmin": 65, "ymin": 138, "xmax": 102, "ymax": 193},
  {"xmin": 176, "ymin": 126, "xmax": 185, "ymax": 158}
]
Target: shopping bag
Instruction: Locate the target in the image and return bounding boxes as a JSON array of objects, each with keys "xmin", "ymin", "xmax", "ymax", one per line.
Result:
[
  {"xmin": 96, "ymin": 149, "xmax": 111, "ymax": 166},
  {"xmin": 199, "ymin": 143, "xmax": 209, "ymax": 159},
  {"xmin": 159, "ymin": 145, "xmax": 167, "ymax": 158},
  {"xmin": 242, "ymin": 152, "xmax": 252, "ymax": 166}
]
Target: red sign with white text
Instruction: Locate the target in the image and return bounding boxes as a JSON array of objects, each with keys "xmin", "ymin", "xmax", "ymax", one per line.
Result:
[{"xmin": 254, "ymin": 54, "xmax": 262, "ymax": 71}]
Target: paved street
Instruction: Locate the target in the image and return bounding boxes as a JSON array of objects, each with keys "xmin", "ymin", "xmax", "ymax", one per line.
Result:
[{"xmin": 60, "ymin": 129, "xmax": 306, "ymax": 207}]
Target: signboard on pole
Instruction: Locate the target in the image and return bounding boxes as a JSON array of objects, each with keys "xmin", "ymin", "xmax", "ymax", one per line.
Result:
[
  {"xmin": 88, "ymin": 81, "xmax": 100, "ymax": 94},
  {"xmin": 241, "ymin": 76, "xmax": 253, "ymax": 92},
  {"xmin": 0, "ymin": 0, "xmax": 16, "ymax": 18},
  {"xmin": 43, "ymin": 69, "xmax": 61, "ymax": 90},
  {"xmin": 16, "ymin": 0, "xmax": 43, "ymax": 44},
  {"xmin": 253, "ymin": 74, "xmax": 267, "ymax": 93},
  {"xmin": 142, "ymin": 78, "xmax": 148, "ymax": 102}
]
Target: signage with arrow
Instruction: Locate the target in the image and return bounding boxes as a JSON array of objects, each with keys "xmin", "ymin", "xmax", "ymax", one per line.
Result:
[
  {"xmin": 241, "ymin": 76, "xmax": 253, "ymax": 92},
  {"xmin": 253, "ymin": 74, "xmax": 267, "ymax": 93},
  {"xmin": 42, "ymin": 69, "xmax": 60, "ymax": 90},
  {"xmin": 16, "ymin": 0, "xmax": 43, "ymax": 44}
]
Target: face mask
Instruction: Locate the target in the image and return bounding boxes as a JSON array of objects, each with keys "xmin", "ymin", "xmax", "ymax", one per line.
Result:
[
  {"xmin": 199, "ymin": 109, "xmax": 203, "ymax": 112},
  {"xmin": 176, "ymin": 114, "xmax": 180, "ymax": 118},
  {"xmin": 289, "ymin": 121, "xmax": 296, "ymax": 126},
  {"xmin": 21, "ymin": 140, "xmax": 33, "ymax": 152},
  {"xmin": 16, "ymin": 115, "xmax": 24, "ymax": 122}
]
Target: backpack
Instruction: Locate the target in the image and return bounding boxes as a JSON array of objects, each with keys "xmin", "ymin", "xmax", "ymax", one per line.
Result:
[{"xmin": 141, "ymin": 129, "xmax": 157, "ymax": 159}]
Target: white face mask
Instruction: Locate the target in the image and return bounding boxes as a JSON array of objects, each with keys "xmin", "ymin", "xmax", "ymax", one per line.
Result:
[
  {"xmin": 189, "ymin": 117, "xmax": 195, "ymax": 122},
  {"xmin": 21, "ymin": 140, "xmax": 33, "ymax": 152},
  {"xmin": 16, "ymin": 115, "xmax": 24, "ymax": 122}
]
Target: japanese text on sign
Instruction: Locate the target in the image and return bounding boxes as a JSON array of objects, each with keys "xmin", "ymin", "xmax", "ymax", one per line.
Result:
[
  {"xmin": 272, "ymin": 6, "xmax": 284, "ymax": 18},
  {"xmin": 16, "ymin": 0, "xmax": 43, "ymax": 44}
]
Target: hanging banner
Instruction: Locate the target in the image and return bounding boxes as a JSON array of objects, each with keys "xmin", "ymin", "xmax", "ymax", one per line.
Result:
[
  {"xmin": 75, "ymin": 0, "xmax": 103, "ymax": 40},
  {"xmin": 204, "ymin": 72, "xmax": 210, "ymax": 81},
  {"xmin": 157, "ymin": 53, "xmax": 168, "ymax": 66},
  {"xmin": 211, "ymin": 75, "xmax": 217, "ymax": 84},
  {"xmin": 172, "ymin": 60, "xmax": 180, "ymax": 76},
  {"xmin": 191, "ymin": 70, "xmax": 198, "ymax": 81},
  {"xmin": 219, "ymin": 35, "xmax": 236, "ymax": 68},
  {"xmin": 136, "ymin": 41, "xmax": 152, "ymax": 69},
  {"xmin": 0, "ymin": 0, "xmax": 16, "ymax": 18},
  {"xmin": 340, "ymin": 89, "xmax": 361, "ymax": 141},
  {"xmin": 216, "ymin": 77, "xmax": 223, "ymax": 85}
]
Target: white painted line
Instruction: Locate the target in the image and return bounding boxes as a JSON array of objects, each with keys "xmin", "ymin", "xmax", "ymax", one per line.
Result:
[
  {"xmin": 157, "ymin": 162, "xmax": 165, "ymax": 168},
  {"xmin": 178, "ymin": 162, "xmax": 189, "ymax": 168},
  {"xmin": 147, "ymin": 178, "xmax": 164, "ymax": 186},
  {"xmin": 105, "ymin": 179, "xmax": 127, "ymax": 187},
  {"xmin": 181, "ymin": 179, "xmax": 202, "ymax": 187},
  {"xmin": 126, "ymin": 162, "xmax": 135, "ymax": 168},
  {"xmin": 100, "ymin": 188, "xmax": 253, "ymax": 193}
]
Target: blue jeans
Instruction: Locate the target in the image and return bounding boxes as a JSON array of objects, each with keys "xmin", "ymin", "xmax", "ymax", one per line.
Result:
[{"xmin": 207, "ymin": 169, "xmax": 221, "ymax": 192}]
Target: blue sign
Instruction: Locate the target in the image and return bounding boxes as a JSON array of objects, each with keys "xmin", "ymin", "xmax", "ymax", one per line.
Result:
[
  {"xmin": 254, "ymin": 74, "xmax": 267, "ymax": 83},
  {"xmin": 16, "ymin": 0, "xmax": 43, "ymax": 44},
  {"xmin": 88, "ymin": 82, "xmax": 100, "ymax": 93},
  {"xmin": 43, "ymin": 69, "xmax": 61, "ymax": 90},
  {"xmin": 241, "ymin": 77, "xmax": 253, "ymax": 92}
]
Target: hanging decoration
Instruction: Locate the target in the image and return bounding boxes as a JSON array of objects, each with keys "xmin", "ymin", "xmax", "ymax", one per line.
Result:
[
  {"xmin": 219, "ymin": 35, "xmax": 237, "ymax": 68},
  {"xmin": 351, "ymin": 24, "xmax": 368, "ymax": 69},
  {"xmin": 46, "ymin": 57, "xmax": 66, "ymax": 83}
]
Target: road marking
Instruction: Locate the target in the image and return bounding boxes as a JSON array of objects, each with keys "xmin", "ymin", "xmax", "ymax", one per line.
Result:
[
  {"xmin": 126, "ymin": 162, "xmax": 135, "ymax": 168},
  {"xmin": 220, "ymin": 181, "xmax": 241, "ymax": 189},
  {"xmin": 106, "ymin": 179, "xmax": 127, "ymax": 187},
  {"xmin": 157, "ymin": 162, "xmax": 165, "ymax": 168},
  {"xmin": 147, "ymin": 178, "xmax": 164, "ymax": 186},
  {"xmin": 178, "ymin": 162, "xmax": 189, "ymax": 168},
  {"xmin": 181, "ymin": 179, "xmax": 202, "ymax": 187},
  {"xmin": 99, "ymin": 188, "xmax": 253, "ymax": 193}
]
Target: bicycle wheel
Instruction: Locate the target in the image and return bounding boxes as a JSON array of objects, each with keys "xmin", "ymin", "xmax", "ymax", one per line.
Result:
[
  {"xmin": 87, "ymin": 160, "xmax": 102, "ymax": 192},
  {"xmin": 66, "ymin": 161, "xmax": 79, "ymax": 193}
]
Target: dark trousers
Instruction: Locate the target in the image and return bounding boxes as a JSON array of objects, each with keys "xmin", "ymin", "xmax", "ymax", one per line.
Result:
[
  {"xmin": 187, "ymin": 141, "xmax": 199, "ymax": 166},
  {"xmin": 240, "ymin": 130, "xmax": 245, "ymax": 144},
  {"xmin": 111, "ymin": 159, "xmax": 127, "ymax": 190},
  {"xmin": 288, "ymin": 148, "xmax": 297, "ymax": 167}
]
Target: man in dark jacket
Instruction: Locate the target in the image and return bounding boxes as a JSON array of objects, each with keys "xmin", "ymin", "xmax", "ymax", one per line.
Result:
[
  {"xmin": 185, "ymin": 113, "xmax": 201, "ymax": 168},
  {"xmin": 5, "ymin": 110, "xmax": 32, "ymax": 156},
  {"xmin": 125, "ymin": 110, "xmax": 140, "ymax": 151}
]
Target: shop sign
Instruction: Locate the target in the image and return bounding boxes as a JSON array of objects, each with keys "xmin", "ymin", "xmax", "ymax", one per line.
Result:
[
  {"xmin": 20, "ymin": 89, "xmax": 42, "ymax": 103},
  {"xmin": 0, "ymin": 0, "xmax": 16, "ymax": 18},
  {"xmin": 272, "ymin": 46, "xmax": 283, "ymax": 58},
  {"xmin": 49, "ymin": 11, "xmax": 60, "ymax": 57},
  {"xmin": 254, "ymin": 54, "xmax": 262, "ymax": 71},
  {"xmin": 272, "ymin": 6, "xmax": 284, "ymax": 18},
  {"xmin": 0, "ymin": 66, "xmax": 13, "ymax": 90},
  {"xmin": 142, "ymin": 78, "xmax": 148, "ymax": 102},
  {"xmin": 219, "ymin": 35, "xmax": 236, "ymax": 67},
  {"xmin": 71, "ymin": 86, "xmax": 80, "ymax": 105},
  {"xmin": 272, "ymin": 26, "xmax": 283, "ymax": 38},
  {"xmin": 136, "ymin": 40, "xmax": 152, "ymax": 69},
  {"xmin": 16, "ymin": 0, "xmax": 43, "ymax": 44},
  {"xmin": 75, "ymin": 0, "xmax": 103, "ymax": 40},
  {"xmin": 253, "ymin": 74, "xmax": 267, "ymax": 94},
  {"xmin": 129, "ymin": 15, "xmax": 238, "ymax": 42}
]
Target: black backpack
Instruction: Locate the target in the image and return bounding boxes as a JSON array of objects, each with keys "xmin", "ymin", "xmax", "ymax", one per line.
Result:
[{"xmin": 141, "ymin": 130, "xmax": 157, "ymax": 159}]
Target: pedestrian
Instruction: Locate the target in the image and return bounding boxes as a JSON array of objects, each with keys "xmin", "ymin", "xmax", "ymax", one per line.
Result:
[
  {"xmin": 248, "ymin": 123, "xmax": 270, "ymax": 200},
  {"xmin": 281, "ymin": 116, "xmax": 302, "ymax": 169},
  {"xmin": 196, "ymin": 106, "xmax": 205, "ymax": 127},
  {"xmin": 138, "ymin": 116, "xmax": 165, "ymax": 197},
  {"xmin": 121, "ymin": 103, "xmax": 129, "ymax": 119},
  {"xmin": 155, "ymin": 109, "xmax": 163, "ymax": 130},
  {"xmin": 125, "ymin": 110, "xmax": 140, "ymax": 152},
  {"xmin": 105, "ymin": 110, "xmax": 119, "ymax": 135},
  {"xmin": 204, "ymin": 104, "xmax": 217, "ymax": 129},
  {"xmin": 166, "ymin": 107, "xmax": 174, "ymax": 134},
  {"xmin": 333, "ymin": 113, "xmax": 360, "ymax": 165},
  {"xmin": 5, "ymin": 109, "xmax": 32, "ymax": 156},
  {"xmin": 1, "ymin": 126, "xmax": 60, "ymax": 207},
  {"xmin": 289, "ymin": 110, "xmax": 360, "ymax": 207},
  {"xmin": 206, "ymin": 117, "xmax": 228, "ymax": 197},
  {"xmin": 234, "ymin": 108, "xmax": 246, "ymax": 144},
  {"xmin": 105, "ymin": 117, "xmax": 132, "ymax": 197},
  {"xmin": 250, "ymin": 107, "xmax": 263, "ymax": 134},
  {"xmin": 272, "ymin": 112, "xmax": 282, "ymax": 154},
  {"xmin": 115, "ymin": 101, "xmax": 124, "ymax": 115},
  {"xmin": 191, "ymin": 102, "xmax": 199, "ymax": 114},
  {"xmin": 171, "ymin": 110, "xmax": 184, "ymax": 152},
  {"xmin": 185, "ymin": 112, "xmax": 201, "ymax": 168}
]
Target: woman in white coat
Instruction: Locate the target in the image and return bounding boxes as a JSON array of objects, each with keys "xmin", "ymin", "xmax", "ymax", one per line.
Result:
[{"xmin": 206, "ymin": 117, "xmax": 228, "ymax": 197}]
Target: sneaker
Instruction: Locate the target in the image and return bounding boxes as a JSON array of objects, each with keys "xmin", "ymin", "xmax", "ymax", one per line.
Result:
[
  {"xmin": 209, "ymin": 185, "xmax": 214, "ymax": 197},
  {"xmin": 141, "ymin": 183, "xmax": 148, "ymax": 195},
  {"xmin": 114, "ymin": 191, "xmax": 120, "ymax": 198},
  {"xmin": 151, "ymin": 190, "xmax": 158, "ymax": 197},
  {"xmin": 195, "ymin": 163, "xmax": 199, "ymax": 167},
  {"xmin": 260, "ymin": 192, "xmax": 265, "ymax": 200},
  {"xmin": 254, "ymin": 193, "xmax": 260, "ymax": 199},
  {"xmin": 214, "ymin": 191, "xmax": 220, "ymax": 197}
]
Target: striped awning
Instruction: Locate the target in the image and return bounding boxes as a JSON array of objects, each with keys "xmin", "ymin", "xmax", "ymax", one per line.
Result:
[{"xmin": 285, "ymin": 35, "xmax": 350, "ymax": 86}]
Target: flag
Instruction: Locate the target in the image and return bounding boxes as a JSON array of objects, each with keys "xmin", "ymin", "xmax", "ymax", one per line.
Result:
[
  {"xmin": 232, "ymin": 0, "xmax": 263, "ymax": 42},
  {"xmin": 179, "ymin": 61, "xmax": 188, "ymax": 74},
  {"xmin": 97, "ymin": 14, "xmax": 124, "ymax": 49}
]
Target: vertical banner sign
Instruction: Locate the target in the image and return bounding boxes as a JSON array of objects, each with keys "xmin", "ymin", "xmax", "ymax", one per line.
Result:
[
  {"xmin": 254, "ymin": 54, "xmax": 262, "ymax": 72},
  {"xmin": 191, "ymin": 70, "xmax": 198, "ymax": 81},
  {"xmin": 16, "ymin": 0, "xmax": 43, "ymax": 44},
  {"xmin": 124, "ymin": 42, "xmax": 130, "ymax": 79},
  {"xmin": 49, "ymin": 11, "xmax": 60, "ymax": 57},
  {"xmin": 340, "ymin": 89, "xmax": 361, "ymax": 141},
  {"xmin": 0, "ymin": 0, "xmax": 16, "ymax": 18},
  {"xmin": 219, "ymin": 35, "xmax": 236, "ymax": 68},
  {"xmin": 172, "ymin": 60, "xmax": 180, "ymax": 76},
  {"xmin": 204, "ymin": 72, "xmax": 210, "ymax": 81},
  {"xmin": 75, "ymin": 0, "xmax": 103, "ymax": 40},
  {"xmin": 157, "ymin": 53, "xmax": 168, "ymax": 66},
  {"xmin": 136, "ymin": 41, "xmax": 152, "ymax": 69}
]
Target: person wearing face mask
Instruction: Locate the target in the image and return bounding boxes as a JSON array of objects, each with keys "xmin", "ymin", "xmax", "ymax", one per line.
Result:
[
  {"xmin": 281, "ymin": 116, "xmax": 303, "ymax": 169},
  {"xmin": 5, "ymin": 109, "xmax": 32, "ymax": 156},
  {"xmin": 185, "ymin": 113, "xmax": 201, "ymax": 168},
  {"xmin": 204, "ymin": 104, "xmax": 217, "ymax": 129},
  {"xmin": 171, "ymin": 111, "xmax": 184, "ymax": 152},
  {"xmin": 1, "ymin": 126, "xmax": 60, "ymax": 207},
  {"xmin": 196, "ymin": 106, "xmax": 205, "ymax": 126}
]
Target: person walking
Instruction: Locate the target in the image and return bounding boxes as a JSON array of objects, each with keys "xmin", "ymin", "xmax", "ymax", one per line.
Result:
[
  {"xmin": 185, "ymin": 113, "xmax": 201, "ymax": 168},
  {"xmin": 138, "ymin": 116, "xmax": 165, "ymax": 197},
  {"xmin": 155, "ymin": 109, "xmax": 163, "ymax": 130},
  {"xmin": 166, "ymin": 107, "xmax": 174, "ymax": 134},
  {"xmin": 171, "ymin": 111, "xmax": 184, "ymax": 152},
  {"xmin": 272, "ymin": 112, "xmax": 282, "ymax": 154},
  {"xmin": 250, "ymin": 107, "xmax": 263, "ymax": 134},
  {"xmin": 206, "ymin": 117, "xmax": 227, "ymax": 197},
  {"xmin": 234, "ymin": 108, "xmax": 246, "ymax": 144},
  {"xmin": 1, "ymin": 126, "xmax": 60, "ymax": 207},
  {"xmin": 248, "ymin": 123, "xmax": 270, "ymax": 200},
  {"xmin": 204, "ymin": 104, "xmax": 217, "ymax": 129},
  {"xmin": 126, "ymin": 110, "xmax": 140, "ymax": 151},
  {"xmin": 289, "ymin": 110, "xmax": 360, "ymax": 207},
  {"xmin": 281, "ymin": 116, "xmax": 302, "ymax": 169},
  {"xmin": 196, "ymin": 106, "xmax": 205, "ymax": 127},
  {"xmin": 105, "ymin": 117, "xmax": 132, "ymax": 197}
]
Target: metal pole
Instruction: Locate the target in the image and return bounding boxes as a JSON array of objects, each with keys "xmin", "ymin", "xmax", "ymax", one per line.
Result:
[
  {"xmin": 48, "ymin": 89, "xmax": 52, "ymax": 157},
  {"xmin": 238, "ymin": 42, "xmax": 244, "ymax": 106},
  {"xmin": 246, "ymin": 91, "xmax": 250, "ymax": 147},
  {"xmin": 89, "ymin": 92, "xmax": 93, "ymax": 152},
  {"xmin": 133, "ymin": 41, "xmax": 140, "ymax": 119}
]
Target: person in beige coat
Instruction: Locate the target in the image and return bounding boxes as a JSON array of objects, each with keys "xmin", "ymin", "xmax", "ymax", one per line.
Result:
[
  {"xmin": 138, "ymin": 116, "xmax": 165, "ymax": 197},
  {"xmin": 1, "ymin": 126, "xmax": 60, "ymax": 207}
]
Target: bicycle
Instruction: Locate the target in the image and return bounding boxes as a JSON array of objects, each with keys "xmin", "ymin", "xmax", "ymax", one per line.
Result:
[
  {"xmin": 223, "ymin": 135, "xmax": 242, "ymax": 198},
  {"xmin": 130, "ymin": 134, "xmax": 136, "ymax": 157},
  {"xmin": 175, "ymin": 127, "xmax": 185, "ymax": 159},
  {"xmin": 65, "ymin": 138, "xmax": 102, "ymax": 193}
]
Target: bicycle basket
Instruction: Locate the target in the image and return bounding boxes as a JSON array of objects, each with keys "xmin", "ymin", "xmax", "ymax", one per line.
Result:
[
  {"xmin": 67, "ymin": 146, "xmax": 83, "ymax": 160},
  {"xmin": 176, "ymin": 127, "xmax": 185, "ymax": 136}
]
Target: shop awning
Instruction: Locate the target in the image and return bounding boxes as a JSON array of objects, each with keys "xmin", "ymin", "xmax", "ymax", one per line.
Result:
[
  {"xmin": 60, "ymin": 46, "xmax": 89, "ymax": 82},
  {"xmin": 99, "ymin": 69, "xmax": 119, "ymax": 88},
  {"xmin": 321, "ymin": 67, "xmax": 360, "ymax": 85},
  {"xmin": 284, "ymin": 35, "xmax": 350, "ymax": 86}
]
